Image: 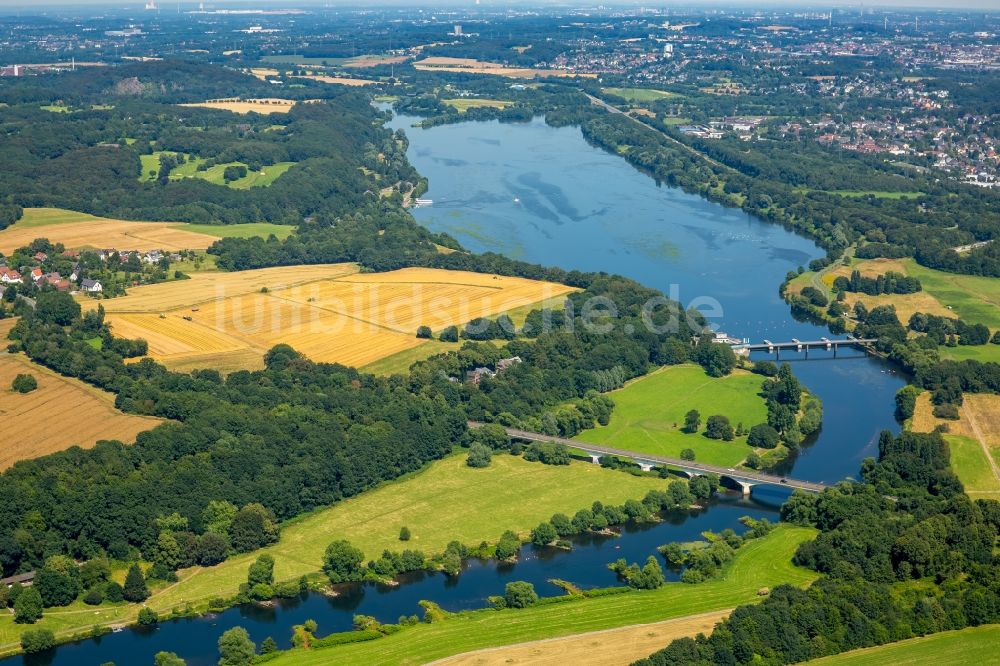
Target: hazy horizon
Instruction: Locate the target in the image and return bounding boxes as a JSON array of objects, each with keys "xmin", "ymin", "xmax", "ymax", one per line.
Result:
[{"xmin": 0, "ymin": 0, "xmax": 998, "ymax": 11}]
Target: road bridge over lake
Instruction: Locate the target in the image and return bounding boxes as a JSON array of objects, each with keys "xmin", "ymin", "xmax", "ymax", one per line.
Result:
[{"xmin": 470, "ymin": 423, "xmax": 830, "ymax": 496}]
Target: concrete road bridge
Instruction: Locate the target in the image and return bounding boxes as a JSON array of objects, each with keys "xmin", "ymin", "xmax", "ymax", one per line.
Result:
[{"xmin": 470, "ymin": 423, "xmax": 830, "ymax": 496}]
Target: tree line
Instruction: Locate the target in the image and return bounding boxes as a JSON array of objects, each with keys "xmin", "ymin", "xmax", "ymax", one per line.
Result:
[{"xmin": 634, "ymin": 429, "xmax": 1000, "ymax": 666}]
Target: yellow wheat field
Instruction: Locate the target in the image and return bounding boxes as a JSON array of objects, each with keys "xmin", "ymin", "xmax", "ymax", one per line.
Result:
[
  {"xmin": 0, "ymin": 354, "xmax": 162, "ymax": 469},
  {"xmin": 96, "ymin": 264, "xmax": 360, "ymax": 312},
  {"xmin": 94, "ymin": 266, "xmax": 574, "ymax": 371},
  {"xmin": 179, "ymin": 98, "xmax": 315, "ymax": 115},
  {"xmin": 0, "ymin": 208, "xmax": 219, "ymax": 255}
]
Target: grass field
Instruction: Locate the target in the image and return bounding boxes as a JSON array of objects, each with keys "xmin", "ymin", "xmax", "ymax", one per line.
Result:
[
  {"xmin": 264, "ymin": 525, "xmax": 818, "ymax": 666},
  {"xmin": 602, "ymin": 87, "xmax": 674, "ymax": 102},
  {"xmin": 573, "ymin": 365, "xmax": 769, "ymax": 467},
  {"xmin": 182, "ymin": 222, "xmax": 295, "ymax": 240},
  {"xmin": 439, "ymin": 609, "xmax": 731, "ymax": 666},
  {"xmin": 361, "ymin": 339, "xmax": 458, "ymax": 375},
  {"xmin": 789, "ymin": 257, "xmax": 1000, "ymax": 361},
  {"xmin": 0, "ymin": 453, "xmax": 680, "ymax": 652},
  {"xmin": 443, "ymin": 98, "xmax": 512, "ymax": 112},
  {"xmin": 140, "ymin": 151, "xmax": 296, "ymax": 189},
  {"xmin": 93, "ymin": 266, "xmax": 574, "ymax": 371},
  {"xmin": 413, "ymin": 57, "xmax": 596, "ymax": 79},
  {"xmin": 805, "ymin": 625, "xmax": 1000, "ymax": 665},
  {"xmin": 0, "ymin": 353, "xmax": 162, "ymax": 470},
  {"xmin": 179, "ymin": 98, "xmax": 306, "ymax": 115},
  {"xmin": 944, "ymin": 435, "xmax": 1000, "ymax": 499},
  {"xmin": 0, "ymin": 207, "xmax": 219, "ymax": 255},
  {"xmin": 911, "ymin": 392, "xmax": 1000, "ymax": 499},
  {"xmin": 901, "ymin": 259, "xmax": 1000, "ymax": 331}
]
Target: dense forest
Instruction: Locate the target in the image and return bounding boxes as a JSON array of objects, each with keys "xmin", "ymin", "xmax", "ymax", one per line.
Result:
[
  {"xmin": 0, "ymin": 61, "xmax": 420, "ymax": 225},
  {"xmin": 0, "ymin": 237, "xmax": 713, "ymax": 577},
  {"xmin": 635, "ymin": 429, "xmax": 1000, "ymax": 666}
]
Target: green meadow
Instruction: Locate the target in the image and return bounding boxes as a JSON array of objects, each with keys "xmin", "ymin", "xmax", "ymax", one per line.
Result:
[
  {"xmin": 805, "ymin": 625, "xmax": 1000, "ymax": 666},
  {"xmin": 139, "ymin": 151, "xmax": 295, "ymax": 189},
  {"xmin": 902, "ymin": 258, "xmax": 1000, "ymax": 331},
  {"xmin": 183, "ymin": 222, "xmax": 296, "ymax": 240},
  {"xmin": 0, "ymin": 453, "xmax": 670, "ymax": 652},
  {"xmin": 945, "ymin": 434, "xmax": 1000, "ymax": 500},
  {"xmin": 603, "ymin": 87, "xmax": 675, "ymax": 102},
  {"xmin": 574, "ymin": 364, "xmax": 769, "ymax": 467},
  {"xmin": 265, "ymin": 525, "xmax": 818, "ymax": 666}
]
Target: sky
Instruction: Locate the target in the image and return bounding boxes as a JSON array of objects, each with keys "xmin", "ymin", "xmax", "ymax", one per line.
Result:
[{"xmin": 0, "ymin": 0, "xmax": 998, "ymax": 10}]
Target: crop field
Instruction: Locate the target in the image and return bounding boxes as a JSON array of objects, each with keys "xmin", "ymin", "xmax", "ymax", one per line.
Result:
[
  {"xmin": 443, "ymin": 98, "xmax": 513, "ymax": 112},
  {"xmin": 439, "ymin": 609, "xmax": 731, "ymax": 666},
  {"xmin": 94, "ymin": 266, "xmax": 573, "ymax": 371},
  {"xmin": 264, "ymin": 525, "xmax": 818, "ymax": 666},
  {"xmin": 805, "ymin": 625, "xmax": 1000, "ymax": 666},
  {"xmin": 573, "ymin": 364, "xmax": 769, "ymax": 467},
  {"xmin": 414, "ymin": 57, "xmax": 596, "ymax": 79},
  {"xmin": 293, "ymin": 74, "xmax": 377, "ymax": 86},
  {"xmin": 911, "ymin": 392, "xmax": 1000, "ymax": 499},
  {"xmin": 0, "ymin": 353, "xmax": 161, "ymax": 469},
  {"xmin": 0, "ymin": 207, "xmax": 219, "ymax": 255},
  {"xmin": 179, "ymin": 98, "xmax": 308, "ymax": 114},
  {"xmin": 602, "ymin": 87, "xmax": 675, "ymax": 102}
]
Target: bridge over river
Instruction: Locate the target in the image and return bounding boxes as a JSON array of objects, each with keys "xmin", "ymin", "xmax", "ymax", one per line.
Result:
[{"xmin": 470, "ymin": 423, "xmax": 830, "ymax": 496}]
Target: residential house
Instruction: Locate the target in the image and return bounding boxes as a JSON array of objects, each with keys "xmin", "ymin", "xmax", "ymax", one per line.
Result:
[
  {"xmin": 0, "ymin": 267, "xmax": 23, "ymax": 284},
  {"xmin": 81, "ymin": 278, "xmax": 103, "ymax": 293},
  {"xmin": 496, "ymin": 356, "xmax": 522, "ymax": 372},
  {"xmin": 466, "ymin": 367, "xmax": 494, "ymax": 385},
  {"xmin": 29, "ymin": 267, "xmax": 43, "ymax": 282}
]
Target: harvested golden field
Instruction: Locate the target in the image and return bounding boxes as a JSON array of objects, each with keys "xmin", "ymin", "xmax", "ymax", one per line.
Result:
[
  {"xmin": 913, "ymin": 392, "xmax": 1000, "ymax": 448},
  {"xmin": 293, "ymin": 75, "xmax": 376, "ymax": 86},
  {"xmin": 414, "ymin": 57, "xmax": 596, "ymax": 79},
  {"xmin": 93, "ymin": 264, "xmax": 359, "ymax": 312},
  {"xmin": 249, "ymin": 68, "xmax": 279, "ymax": 79},
  {"xmin": 96, "ymin": 266, "xmax": 572, "ymax": 371},
  {"xmin": 0, "ymin": 354, "xmax": 161, "ymax": 469},
  {"xmin": 850, "ymin": 292, "xmax": 953, "ymax": 323},
  {"xmin": 0, "ymin": 318, "xmax": 16, "ymax": 340},
  {"xmin": 342, "ymin": 54, "xmax": 409, "ymax": 68},
  {"xmin": 0, "ymin": 208, "xmax": 218, "ymax": 255},
  {"xmin": 274, "ymin": 268, "xmax": 577, "ymax": 332},
  {"xmin": 437, "ymin": 610, "xmax": 731, "ymax": 666},
  {"xmin": 179, "ymin": 98, "xmax": 316, "ymax": 115},
  {"xmin": 821, "ymin": 259, "xmax": 954, "ymax": 322}
]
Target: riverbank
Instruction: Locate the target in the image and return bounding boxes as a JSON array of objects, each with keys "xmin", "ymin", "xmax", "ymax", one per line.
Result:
[
  {"xmin": 0, "ymin": 454, "xmax": 672, "ymax": 657},
  {"xmin": 259, "ymin": 525, "xmax": 818, "ymax": 665}
]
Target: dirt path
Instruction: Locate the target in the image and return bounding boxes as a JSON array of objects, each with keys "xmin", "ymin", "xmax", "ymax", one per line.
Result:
[
  {"xmin": 963, "ymin": 403, "xmax": 1000, "ymax": 483},
  {"xmin": 429, "ymin": 609, "xmax": 732, "ymax": 666}
]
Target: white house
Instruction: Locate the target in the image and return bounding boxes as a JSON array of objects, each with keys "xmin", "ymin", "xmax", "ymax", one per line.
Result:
[{"xmin": 81, "ymin": 278, "xmax": 103, "ymax": 293}]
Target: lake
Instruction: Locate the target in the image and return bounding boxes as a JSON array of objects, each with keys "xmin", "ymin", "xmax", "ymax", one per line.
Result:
[{"xmin": 10, "ymin": 111, "xmax": 905, "ymax": 666}]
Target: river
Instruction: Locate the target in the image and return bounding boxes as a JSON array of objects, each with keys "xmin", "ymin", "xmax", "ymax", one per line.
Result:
[{"xmin": 13, "ymin": 113, "xmax": 905, "ymax": 666}]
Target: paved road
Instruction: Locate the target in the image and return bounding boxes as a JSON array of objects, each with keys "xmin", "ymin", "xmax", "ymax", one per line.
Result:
[{"xmin": 470, "ymin": 422, "xmax": 829, "ymax": 493}]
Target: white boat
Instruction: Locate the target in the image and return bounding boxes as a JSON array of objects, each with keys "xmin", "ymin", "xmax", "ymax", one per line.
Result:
[{"xmin": 414, "ymin": 198, "xmax": 433, "ymax": 207}]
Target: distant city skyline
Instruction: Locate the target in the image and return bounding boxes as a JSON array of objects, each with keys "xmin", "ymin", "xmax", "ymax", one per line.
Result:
[{"xmin": 0, "ymin": 0, "xmax": 998, "ymax": 10}]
